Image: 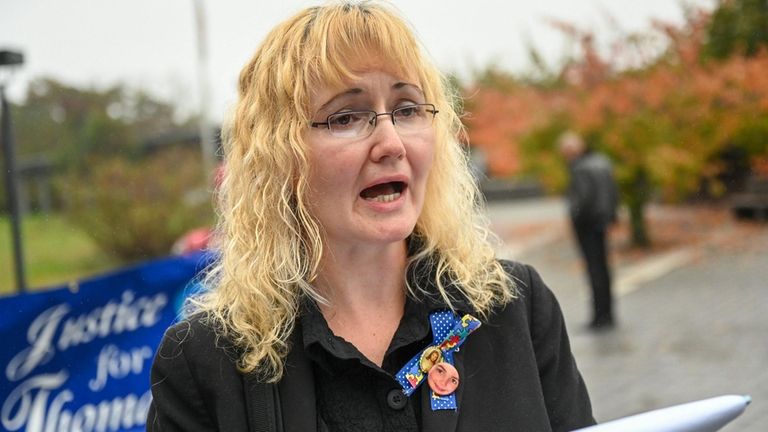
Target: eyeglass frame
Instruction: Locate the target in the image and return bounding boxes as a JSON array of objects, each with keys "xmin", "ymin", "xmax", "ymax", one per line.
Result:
[{"xmin": 309, "ymin": 103, "xmax": 439, "ymax": 139}]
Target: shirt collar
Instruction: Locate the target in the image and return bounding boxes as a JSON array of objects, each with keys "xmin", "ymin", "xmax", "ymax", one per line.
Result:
[{"xmin": 299, "ymin": 253, "xmax": 476, "ymax": 375}]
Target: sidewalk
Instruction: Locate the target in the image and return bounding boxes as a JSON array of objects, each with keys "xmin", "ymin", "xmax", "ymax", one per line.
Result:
[
  {"xmin": 486, "ymin": 198, "xmax": 768, "ymax": 431},
  {"xmin": 489, "ymin": 198, "xmax": 762, "ymax": 297}
]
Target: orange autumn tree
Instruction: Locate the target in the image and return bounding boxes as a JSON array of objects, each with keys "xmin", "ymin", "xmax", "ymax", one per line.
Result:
[
  {"xmin": 468, "ymin": 5, "xmax": 768, "ymax": 247},
  {"xmin": 462, "ymin": 69, "xmax": 537, "ymax": 177}
]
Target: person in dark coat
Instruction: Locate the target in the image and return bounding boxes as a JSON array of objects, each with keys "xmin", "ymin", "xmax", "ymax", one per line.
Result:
[
  {"xmin": 559, "ymin": 131, "xmax": 620, "ymax": 330},
  {"xmin": 147, "ymin": 2, "xmax": 596, "ymax": 430}
]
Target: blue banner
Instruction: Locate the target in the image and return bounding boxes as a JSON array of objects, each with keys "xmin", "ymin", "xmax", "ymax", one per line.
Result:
[{"xmin": 0, "ymin": 252, "xmax": 215, "ymax": 432}]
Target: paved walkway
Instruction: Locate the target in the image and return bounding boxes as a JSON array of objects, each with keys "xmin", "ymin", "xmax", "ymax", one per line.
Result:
[{"xmin": 486, "ymin": 198, "xmax": 768, "ymax": 431}]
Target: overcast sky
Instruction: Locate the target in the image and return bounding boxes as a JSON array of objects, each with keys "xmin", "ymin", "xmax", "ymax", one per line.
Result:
[{"xmin": 2, "ymin": 0, "xmax": 714, "ymax": 122}]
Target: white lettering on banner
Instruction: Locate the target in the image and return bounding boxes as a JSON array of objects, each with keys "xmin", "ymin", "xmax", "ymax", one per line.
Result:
[
  {"xmin": 5, "ymin": 291, "xmax": 168, "ymax": 383},
  {"xmin": 58, "ymin": 291, "xmax": 168, "ymax": 351},
  {"xmin": 4, "ymin": 305, "xmax": 70, "ymax": 382},
  {"xmin": 1, "ymin": 373, "xmax": 152, "ymax": 432},
  {"xmin": 1, "ymin": 372, "xmax": 68, "ymax": 431},
  {"xmin": 89, "ymin": 345, "xmax": 153, "ymax": 392}
]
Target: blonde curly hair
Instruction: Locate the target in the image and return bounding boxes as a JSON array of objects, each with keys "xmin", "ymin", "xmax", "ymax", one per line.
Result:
[{"xmin": 191, "ymin": 0, "xmax": 515, "ymax": 382}]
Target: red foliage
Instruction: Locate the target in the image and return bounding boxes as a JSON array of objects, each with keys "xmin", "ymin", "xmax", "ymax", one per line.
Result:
[{"xmin": 464, "ymin": 5, "xmax": 768, "ymax": 201}]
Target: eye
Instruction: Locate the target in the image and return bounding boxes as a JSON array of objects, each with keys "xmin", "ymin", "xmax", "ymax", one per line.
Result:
[
  {"xmin": 394, "ymin": 104, "xmax": 421, "ymax": 119},
  {"xmin": 329, "ymin": 111, "xmax": 370, "ymax": 129}
]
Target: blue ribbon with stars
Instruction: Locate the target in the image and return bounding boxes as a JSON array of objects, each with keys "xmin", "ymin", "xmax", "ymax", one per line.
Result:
[{"xmin": 394, "ymin": 309, "xmax": 481, "ymax": 410}]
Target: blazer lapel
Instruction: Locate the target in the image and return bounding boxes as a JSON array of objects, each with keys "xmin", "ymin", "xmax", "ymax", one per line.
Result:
[{"xmin": 420, "ymin": 350, "xmax": 464, "ymax": 432}]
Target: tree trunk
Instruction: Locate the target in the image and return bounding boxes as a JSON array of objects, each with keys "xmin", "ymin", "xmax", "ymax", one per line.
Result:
[{"xmin": 626, "ymin": 168, "xmax": 651, "ymax": 248}]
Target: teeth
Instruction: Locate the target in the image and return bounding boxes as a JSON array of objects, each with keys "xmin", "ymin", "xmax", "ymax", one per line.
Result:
[{"xmin": 366, "ymin": 192, "xmax": 401, "ymax": 203}]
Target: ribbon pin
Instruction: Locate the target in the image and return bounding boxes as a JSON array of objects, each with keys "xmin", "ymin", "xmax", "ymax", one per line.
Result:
[{"xmin": 395, "ymin": 310, "xmax": 481, "ymax": 410}]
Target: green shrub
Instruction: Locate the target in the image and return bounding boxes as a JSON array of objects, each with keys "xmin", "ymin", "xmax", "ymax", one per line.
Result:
[{"xmin": 59, "ymin": 148, "xmax": 213, "ymax": 262}]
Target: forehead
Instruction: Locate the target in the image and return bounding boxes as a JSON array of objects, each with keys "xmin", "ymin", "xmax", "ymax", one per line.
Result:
[{"xmin": 310, "ymin": 67, "xmax": 423, "ymax": 109}]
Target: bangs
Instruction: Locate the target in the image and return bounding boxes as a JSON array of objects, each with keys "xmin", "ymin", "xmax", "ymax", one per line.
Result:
[{"xmin": 302, "ymin": 3, "xmax": 428, "ymax": 94}]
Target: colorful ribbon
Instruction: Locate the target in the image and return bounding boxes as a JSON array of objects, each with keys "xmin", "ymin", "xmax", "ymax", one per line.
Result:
[{"xmin": 394, "ymin": 310, "xmax": 481, "ymax": 410}]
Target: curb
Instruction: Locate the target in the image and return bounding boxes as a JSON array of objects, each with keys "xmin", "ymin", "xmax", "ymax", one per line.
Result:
[
  {"xmin": 614, "ymin": 247, "xmax": 699, "ymax": 297},
  {"xmin": 496, "ymin": 227, "xmax": 565, "ymax": 260}
]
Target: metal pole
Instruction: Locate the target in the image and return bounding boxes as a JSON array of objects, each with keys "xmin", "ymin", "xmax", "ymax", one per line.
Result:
[
  {"xmin": 1, "ymin": 85, "xmax": 27, "ymax": 293},
  {"xmin": 192, "ymin": 0, "xmax": 217, "ymax": 184}
]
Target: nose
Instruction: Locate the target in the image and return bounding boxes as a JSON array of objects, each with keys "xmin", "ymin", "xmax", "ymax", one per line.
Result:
[{"xmin": 369, "ymin": 115, "xmax": 406, "ymax": 162}]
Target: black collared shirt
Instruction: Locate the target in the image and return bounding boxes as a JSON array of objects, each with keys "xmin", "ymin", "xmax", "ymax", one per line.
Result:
[{"xmin": 301, "ymin": 295, "xmax": 442, "ymax": 432}]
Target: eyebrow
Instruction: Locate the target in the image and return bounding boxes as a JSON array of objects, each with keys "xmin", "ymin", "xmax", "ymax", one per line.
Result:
[{"xmin": 317, "ymin": 82, "xmax": 424, "ymax": 112}]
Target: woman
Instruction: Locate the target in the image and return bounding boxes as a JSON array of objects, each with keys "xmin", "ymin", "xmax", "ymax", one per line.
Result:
[{"xmin": 147, "ymin": 2, "xmax": 595, "ymax": 431}]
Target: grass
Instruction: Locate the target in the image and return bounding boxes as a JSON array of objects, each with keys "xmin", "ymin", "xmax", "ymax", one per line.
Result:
[{"xmin": 0, "ymin": 213, "xmax": 119, "ymax": 295}]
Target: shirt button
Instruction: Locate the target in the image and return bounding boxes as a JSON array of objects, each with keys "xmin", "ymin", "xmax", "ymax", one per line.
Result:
[{"xmin": 386, "ymin": 389, "xmax": 408, "ymax": 410}]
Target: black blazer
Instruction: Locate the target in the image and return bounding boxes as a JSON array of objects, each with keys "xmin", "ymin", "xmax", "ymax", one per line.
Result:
[{"xmin": 147, "ymin": 261, "xmax": 595, "ymax": 431}]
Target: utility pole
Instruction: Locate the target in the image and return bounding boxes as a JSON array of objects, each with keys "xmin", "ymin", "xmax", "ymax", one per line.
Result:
[
  {"xmin": 0, "ymin": 49, "xmax": 27, "ymax": 293},
  {"xmin": 192, "ymin": 0, "xmax": 217, "ymax": 184}
]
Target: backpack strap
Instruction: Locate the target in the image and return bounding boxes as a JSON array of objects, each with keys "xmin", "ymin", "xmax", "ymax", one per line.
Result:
[
  {"xmin": 277, "ymin": 321, "xmax": 318, "ymax": 432},
  {"xmin": 244, "ymin": 375, "xmax": 281, "ymax": 432},
  {"xmin": 242, "ymin": 321, "xmax": 316, "ymax": 432}
]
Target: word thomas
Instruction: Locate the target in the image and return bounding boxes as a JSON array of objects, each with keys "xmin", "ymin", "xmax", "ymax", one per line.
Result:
[{"xmin": 2, "ymin": 372, "xmax": 152, "ymax": 432}]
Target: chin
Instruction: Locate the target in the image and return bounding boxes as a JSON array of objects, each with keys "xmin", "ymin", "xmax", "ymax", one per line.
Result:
[{"xmin": 368, "ymin": 222, "xmax": 417, "ymax": 244}]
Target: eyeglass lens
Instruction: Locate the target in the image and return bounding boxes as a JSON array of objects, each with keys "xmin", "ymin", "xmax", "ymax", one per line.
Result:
[{"xmin": 326, "ymin": 104, "xmax": 435, "ymax": 139}]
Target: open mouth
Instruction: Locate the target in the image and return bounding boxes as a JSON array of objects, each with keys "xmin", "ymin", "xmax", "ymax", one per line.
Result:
[{"xmin": 360, "ymin": 181, "xmax": 406, "ymax": 203}]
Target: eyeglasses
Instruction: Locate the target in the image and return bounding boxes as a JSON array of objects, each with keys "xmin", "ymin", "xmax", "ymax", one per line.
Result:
[{"xmin": 310, "ymin": 103, "xmax": 438, "ymax": 139}]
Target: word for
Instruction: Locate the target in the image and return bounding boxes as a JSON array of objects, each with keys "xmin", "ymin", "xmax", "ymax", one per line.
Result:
[{"xmin": 89, "ymin": 344, "xmax": 153, "ymax": 392}]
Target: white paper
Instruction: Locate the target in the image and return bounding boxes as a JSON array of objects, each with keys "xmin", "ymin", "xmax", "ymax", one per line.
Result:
[{"xmin": 573, "ymin": 394, "xmax": 751, "ymax": 432}]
